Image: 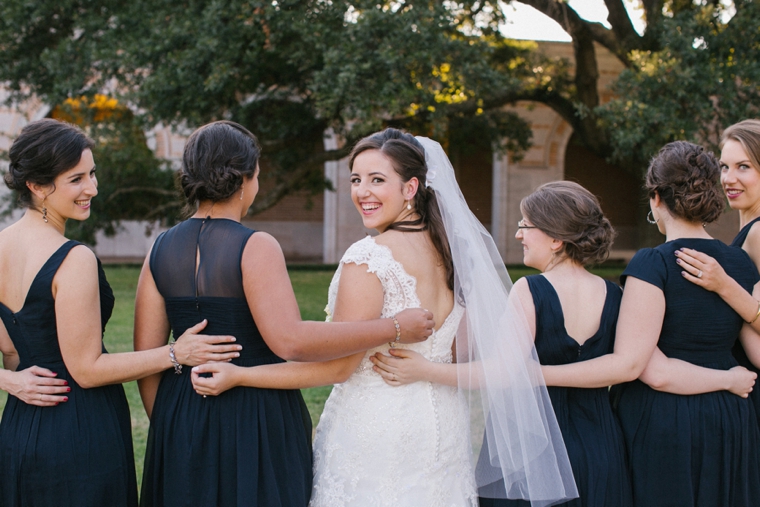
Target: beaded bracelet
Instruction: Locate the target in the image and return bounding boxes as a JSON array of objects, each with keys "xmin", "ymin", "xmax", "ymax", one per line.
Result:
[
  {"xmin": 168, "ymin": 338, "xmax": 183, "ymax": 374},
  {"xmin": 389, "ymin": 315, "xmax": 401, "ymax": 348},
  {"xmin": 749, "ymin": 300, "xmax": 760, "ymax": 325}
]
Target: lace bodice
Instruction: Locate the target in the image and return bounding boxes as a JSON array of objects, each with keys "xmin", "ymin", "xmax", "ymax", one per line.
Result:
[
  {"xmin": 327, "ymin": 236, "xmax": 463, "ymax": 373},
  {"xmin": 312, "ymin": 236, "xmax": 476, "ymax": 507}
]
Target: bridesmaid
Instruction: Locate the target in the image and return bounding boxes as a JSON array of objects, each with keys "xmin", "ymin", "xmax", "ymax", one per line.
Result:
[
  {"xmin": 0, "ymin": 119, "xmax": 242, "ymax": 507},
  {"xmin": 542, "ymin": 141, "xmax": 760, "ymax": 506},
  {"xmin": 135, "ymin": 121, "xmax": 434, "ymax": 507},
  {"xmin": 373, "ymin": 181, "xmax": 633, "ymax": 507},
  {"xmin": 674, "ymin": 119, "xmax": 760, "ymax": 423}
]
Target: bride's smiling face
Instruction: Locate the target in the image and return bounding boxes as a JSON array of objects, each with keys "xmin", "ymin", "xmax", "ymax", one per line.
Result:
[{"xmin": 350, "ymin": 149, "xmax": 414, "ymax": 233}]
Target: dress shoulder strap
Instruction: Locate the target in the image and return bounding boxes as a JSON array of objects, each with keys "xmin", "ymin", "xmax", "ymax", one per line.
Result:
[{"xmin": 731, "ymin": 216, "xmax": 760, "ymax": 248}]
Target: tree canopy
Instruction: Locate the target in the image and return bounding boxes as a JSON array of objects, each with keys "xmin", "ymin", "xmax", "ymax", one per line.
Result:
[{"xmin": 0, "ymin": 0, "xmax": 757, "ymax": 239}]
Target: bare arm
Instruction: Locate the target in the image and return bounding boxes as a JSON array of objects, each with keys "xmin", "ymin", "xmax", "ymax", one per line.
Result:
[
  {"xmin": 192, "ymin": 261, "xmax": 385, "ymax": 395},
  {"xmin": 740, "ymin": 322, "xmax": 760, "ymax": 370},
  {"xmin": 639, "ymin": 347, "xmax": 755, "ymax": 397},
  {"xmin": 56, "ymin": 247, "xmax": 240, "ymax": 394},
  {"xmin": 241, "ymin": 233, "xmax": 433, "ymax": 362}
]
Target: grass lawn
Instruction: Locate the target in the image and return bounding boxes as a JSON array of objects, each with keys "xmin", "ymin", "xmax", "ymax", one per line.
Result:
[{"xmin": 0, "ymin": 262, "xmax": 623, "ymax": 487}]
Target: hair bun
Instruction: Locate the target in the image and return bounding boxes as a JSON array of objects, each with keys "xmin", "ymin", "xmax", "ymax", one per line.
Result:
[
  {"xmin": 646, "ymin": 141, "xmax": 724, "ymax": 224},
  {"xmin": 520, "ymin": 181, "xmax": 615, "ymax": 267}
]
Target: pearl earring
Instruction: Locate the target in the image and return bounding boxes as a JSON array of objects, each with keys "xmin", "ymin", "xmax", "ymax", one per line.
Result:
[
  {"xmin": 406, "ymin": 201, "xmax": 411, "ymax": 211},
  {"xmin": 240, "ymin": 188, "xmax": 244, "ymax": 201}
]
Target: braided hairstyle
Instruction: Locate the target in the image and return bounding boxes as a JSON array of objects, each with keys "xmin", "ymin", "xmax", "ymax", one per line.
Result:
[
  {"xmin": 180, "ymin": 121, "xmax": 261, "ymax": 209},
  {"xmin": 348, "ymin": 128, "xmax": 454, "ymax": 290},
  {"xmin": 645, "ymin": 141, "xmax": 724, "ymax": 224},
  {"xmin": 5, "ymin": 119, "xmax": 94, "ymax": 207},
  {"xmin": 521, "ymin": 181, "xmax": 616, "ymax": 266}
]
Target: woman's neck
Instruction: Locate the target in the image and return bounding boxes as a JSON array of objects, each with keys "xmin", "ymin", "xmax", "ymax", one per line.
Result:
[
  {"xmin": 663, "ymin": 218, "xmax": 712, "ymax": 242},
  {"xmin": 23, "ymin": 207, "xmax": 66, "ymax": 235},
  {"xmin": 192, "ymin": 201, "xmax": 242, "ymax": 222},
  {"xmin": 739, "ymin": 205, "xmax": 760, "ymax": 228},
  {"xmin": 542, "ymin": 257, "xmax": 585, "ymax": 276}
]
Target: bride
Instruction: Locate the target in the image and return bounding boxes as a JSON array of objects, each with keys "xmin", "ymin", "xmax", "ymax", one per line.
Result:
[{"xmin": 191, "ymin": 128, "xmax": 576, "ymax": 506}]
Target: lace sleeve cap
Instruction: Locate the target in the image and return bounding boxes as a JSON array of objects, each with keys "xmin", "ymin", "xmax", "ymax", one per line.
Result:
[{"xmin": 339, "ymin": 237, "xmax": 394, "ymax": 278}]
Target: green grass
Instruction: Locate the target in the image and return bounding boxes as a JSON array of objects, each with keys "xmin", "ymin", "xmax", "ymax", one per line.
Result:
[{"xmin": 0, "ymin": 262, "xmax": 624, "ymax": 487}]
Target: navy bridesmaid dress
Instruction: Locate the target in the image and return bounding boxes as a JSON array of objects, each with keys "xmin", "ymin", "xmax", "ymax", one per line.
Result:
[
  {"xmin": 612, "ymin": 239, "xmax": 760, "ymax": 507},
  {"xmin": 0, "ymin": 241, "xmax": 138, "ymax": 507},
  {"xmin": 139, "ymin": 218, "xmax": 313, "ymax": 507},
  {"xmin": 730, "ymin": 216, "xmax": 760, "ymax": 426},
  {"xmin": 481, "ymin": 275, "xmax": 632, "ymax": 507}
]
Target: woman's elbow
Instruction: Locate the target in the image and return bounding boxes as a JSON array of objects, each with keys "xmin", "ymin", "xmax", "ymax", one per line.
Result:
[
  {"xmin": 637, "ymin": 365, "xmax": 668, "ymax": 390},
  {"xmin": 615, "ymin": 359, "xmax": 646, "ymax": 384},
  {"xmin": 68, "ymin": 368, "xmax": 103, "ymax": 389}
]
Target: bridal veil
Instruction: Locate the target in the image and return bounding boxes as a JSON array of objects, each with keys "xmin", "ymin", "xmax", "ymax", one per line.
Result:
[{"xmin": 416, "ymin": 136, "xmax": 577, "ymax": 506}]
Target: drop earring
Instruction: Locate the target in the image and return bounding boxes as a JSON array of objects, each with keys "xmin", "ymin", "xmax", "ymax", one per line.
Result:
[
  {"xmin": 646, "ymin": 211, "xmax": 658, "ymax": 225},
  {"xmin": 406, "ymin": 200, "xmax": 411, "ymax": 211},
  {"xmin": 240, "ymin": 188, "xmax": 244, "ymax": 201},
  {"xmin": 41, "ymin": 198, "xmax": 48, "ymax": 223}
]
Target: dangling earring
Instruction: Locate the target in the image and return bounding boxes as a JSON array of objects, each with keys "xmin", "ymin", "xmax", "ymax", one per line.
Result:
[
  {"xmin": 406, "ymin": 200, "xmax": 412, "ymax": 211},
  {"xmin": 647, "ymin": 211, "xmax": 659, "ymax": 225},
  {"xmin": 41, "ymin": 198, "xmax": 48, "ymax": 223},
  {"xmin": 240, "ymin": 188, "xmax": 244, "ymax": 201}
]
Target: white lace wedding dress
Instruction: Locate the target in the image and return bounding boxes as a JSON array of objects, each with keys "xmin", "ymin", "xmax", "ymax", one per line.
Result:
[{"xmin": 310, "ymin": 236, "xmax": 477, "ymax": 507}]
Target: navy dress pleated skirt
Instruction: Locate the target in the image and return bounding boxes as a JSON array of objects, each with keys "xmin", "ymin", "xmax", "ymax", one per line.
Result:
[
  {"xmin": 481, "ymin": 275, "xmax": 632, "ymax": 507},
  {"xmin": 611, "ymin": 239, "xmax": 760, "ymax": 507},
  {"xmin": 0, "ymin": 241, "xmax": 138, "ymax": 507}
]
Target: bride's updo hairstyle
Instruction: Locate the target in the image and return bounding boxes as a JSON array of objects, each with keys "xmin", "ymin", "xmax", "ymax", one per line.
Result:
[
  {"xmin": 721, "ymin": 119, "xmax": 760, "ymax": 172},
  {"xmin": 521, "ymin": 181, "xmax": 615, "ymax": 266},
  {"xmin": 348, "ymin": 128, "xmax": 454, "ymax": 290},
  {"xmin": 645, "ymin": 140, "xmax": 724, "ymax": 224},
  {"xmin": 5, "ymin": 118, "xmax": 94, "ymax": 208},
  {"xmin": 180, "ymin": 120, "xmax": 261, "ymax": 208}
]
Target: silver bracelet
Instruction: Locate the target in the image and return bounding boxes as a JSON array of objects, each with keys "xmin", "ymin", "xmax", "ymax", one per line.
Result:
[{"xmin": 168, "ymin": 338, "xmax": 182, "ymax": 375}]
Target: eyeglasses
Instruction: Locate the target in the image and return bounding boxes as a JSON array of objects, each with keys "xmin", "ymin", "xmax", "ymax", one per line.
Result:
[{"xmin": 517, "ymin": 220, "xmax": 537, "ymax": 230}]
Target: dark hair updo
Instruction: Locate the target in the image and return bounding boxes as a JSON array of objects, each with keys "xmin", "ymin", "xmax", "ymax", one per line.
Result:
[
  {"xmin": 5, "ymin": 118, "xmax": 94, "ymax": 207},
  {"xmin": 348, "ymin": 128, "xmax": 454, "ymax": 290},
  {"xmin": 180, "ymin": 120, "xmax": 261, "ymax": 207},
  {"xmin": 520, "ymin": 181, "xmax": 616, "ymax": 266},
  {"xmin": 645, "ymin": 141, "xmax": 724, "ymax": 224}
]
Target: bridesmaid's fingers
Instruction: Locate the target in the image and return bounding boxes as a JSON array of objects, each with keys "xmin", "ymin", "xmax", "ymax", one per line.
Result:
[
  {"xmin": 677, "ymin": 248, "xmax": 712, "ymax": 264},
  {"xmin": 26, "ymin": 366, "xmax": 61, "ymax": 378},
  {"xmin": 677, "ymin": 254, "xmax": 707, "ymax": 286},
  {"xmin": 198, "ymin": 335, "xmax": 240, "ymax": 346},
  {"xmin": 33, "ymin": 377, "xmax": 69, "ymax": 386},
  {"xmin": 27, "ymin": 393, "xmax": 68, "ymax": 407},
  {"xmin": 185, "ymin": 319, "xmax": 209, "ymax": 334},
  {"xmin": 37, "ymin": 384, "xmax": 71, "ymax": 395}
]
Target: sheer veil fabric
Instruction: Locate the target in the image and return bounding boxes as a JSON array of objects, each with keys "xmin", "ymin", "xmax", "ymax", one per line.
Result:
[{"xmin": 417, "ymin": 137, "xmax": 577, "ymax": 506}]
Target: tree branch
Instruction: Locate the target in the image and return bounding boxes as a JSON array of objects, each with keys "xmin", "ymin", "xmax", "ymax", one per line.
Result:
[
  {"xmin": 604, "ymin": 0, "xmax": 644, "ymax": 49},
  {"xmin": 516, "ymin": 0, "xmax": 632, "ymax": 65}
]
